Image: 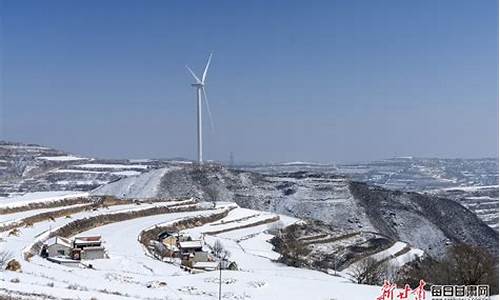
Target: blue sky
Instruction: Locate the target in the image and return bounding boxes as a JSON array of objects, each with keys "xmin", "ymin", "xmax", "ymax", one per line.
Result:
[{"xmin": 0, "ymin": 0, "xmax": 498, "ymax": 163}]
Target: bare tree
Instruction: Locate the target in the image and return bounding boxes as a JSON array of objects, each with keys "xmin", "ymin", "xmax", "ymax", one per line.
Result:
[
  {"xmin": 397, "ymin": 244, "xmax": 498, "ymax": 294},
  {"xmin": 212, "ymin": 240, "xmax": 231, "ymax": 260},
  {"xmin": 205, "ymin": 186, "xmax": 218, "ymax": 208},
  {"xmin": 348, "ymin": 257, "xmax": 388, "ymax": 285},
  {"xmin": 11, "ymin": 155, "xmax": 29, "ymax": 177},
  {"xmin": 447, "ymin": 243, "xmax": 497, "ymax": 286},
  {"xmin": 220, "ymin": 249, "xmax": 231, "ymax": 260},
  {"xmin": 270, "ymin": 226, "xmax": 311, "ymax": 267},
  {"xmin": 267, "ymin": 221, "xmax": 285, "ymax": 236},
  {"xmin": 212, "ymin": 240, "xmax": 225, "ymax": 258},
  {"xmin": 0, "ymin": 250, "xmax": 13, "ymax": 270}
]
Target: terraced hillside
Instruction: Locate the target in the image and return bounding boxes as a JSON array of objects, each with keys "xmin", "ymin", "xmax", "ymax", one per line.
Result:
[
  {"xmin": 1, "ymin": 192, "xmax": 422, "ymax": 300},
  {"xmin": 0, "ymin": 141, "xmax": 188, "ymax": 196},
  {"xmin": 93, "ymin": 165, "xmax": 498, "ymax": 258},
  {"xmin": 2, "ymin": 142, "xmax": 497, "ymax": 257},
  {"xmin": 2, "ymin": 142, "xmax": 497, "ymax": 232},
  {"xmin": 431, "ymin": 185, "xmax": 498, "ymax": 230},
  {"xmin": 0, "ymin": 142, "xmax": 497, "ymax": 299}
]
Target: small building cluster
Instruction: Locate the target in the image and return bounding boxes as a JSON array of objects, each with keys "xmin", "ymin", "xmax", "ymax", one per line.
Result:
[
  {"xmin": 149, "ymin": 232, "xmax": 237, "ymax": 273},
  {"xmin": 41, "ymin": 235, "xmax": 106, "ymax": 266}
]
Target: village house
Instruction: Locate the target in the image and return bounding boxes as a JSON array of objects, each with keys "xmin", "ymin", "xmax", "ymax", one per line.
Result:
[
  {"xmin": 160, "ymin": 232, "xmax": 179, "ymax": 257},
  {"xmin": 43, "ymin": 236, "xmax": 73, "ymax": 258},
  {"xmin": 154, "ymin": 233, "xmax": 238, "ymax": 273},
  {"xmin": 190, "ymin": 259, "xmax": 238, "ymax": 272},
  {"xmin": 192, "ymin": 261, "xmax": 219, "ymax": 272},
  {"xmin": 220, "ymin": 260, "xmax": 238, "ymax": 271},
  {"xmin": 42, "ymin": 235, "xmax": 106, "ymax": 262},
  {"xmin": 81, "ymin": 246, "xmax": 106, "ymax": 260},
  {"xmin": 179, "ymin": 240, "xmax": 210, "ymax": 267},
  {"xmin": 162, "ymin": 235, "xmax": 177, "ymax": 248},
  {"xmin": 179, "ymin": 240, "xmax": 202, "ymax": 255},
  {"xmin": 158, "ymin": 231, "xmax": 176, "ymax": 241},
  {"xmin": 73, "ymin": 236, "xmax": 105, "ymax": 259},
  {"xmin": 74, "ymin": 236, "xmax": 102, "ymax": 249}
]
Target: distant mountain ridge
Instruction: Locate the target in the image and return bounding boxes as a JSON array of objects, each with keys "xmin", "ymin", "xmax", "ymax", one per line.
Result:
[{"xmin": 242, "ymin": 157, "xmax": 499, "ymax": 230}]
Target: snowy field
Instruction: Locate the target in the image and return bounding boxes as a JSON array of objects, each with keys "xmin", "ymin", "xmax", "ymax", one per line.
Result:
[
  {"xmin": 0, "ymin": 191, "xmax": 89, "ymax": 209},
  {"xmin": 0, "ymin": 191, "xmax": 425, "ymax": 300},
  {"xmin": 36, "ymin": 155, "xmax": 88, "ymax": 162},
  {"xmin": 91, "ymin": 167, "xmax": 178, "ymax": 198},
  {"xmin": 74, "ymin": 164, "xmax": 149, "ymax": 170}
]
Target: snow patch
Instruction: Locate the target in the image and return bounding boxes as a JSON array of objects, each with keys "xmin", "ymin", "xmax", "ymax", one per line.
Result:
[
  {"xmin": 36, "ymin": 155, "xmax": 87, "ymax": 162},
  {"xmin": 91, "ymin": 167, "xmax": 177, "ymax": 198},
  {"xmin": 0, "ymin": 191, "xmax": 89, "ymax": 209}
]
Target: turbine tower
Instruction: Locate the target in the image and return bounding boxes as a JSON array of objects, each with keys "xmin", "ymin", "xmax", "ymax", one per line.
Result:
[{"xmin": 186, "ymin": 53, "xmax": 214, "ymax": 164}]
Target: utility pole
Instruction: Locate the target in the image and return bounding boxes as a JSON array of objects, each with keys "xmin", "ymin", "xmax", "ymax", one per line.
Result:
[{"xmin": 218, "ymin": 260, "xmax": 222, "ymax": 300}]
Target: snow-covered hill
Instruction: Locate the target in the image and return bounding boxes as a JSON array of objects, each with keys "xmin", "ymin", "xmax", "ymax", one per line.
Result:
[
  {"xmin": 0, "ymin": 141, "xmax": 189, "ymax": 196},
  {"xmin": 1, "ymin": 192, "xmax": 417, "ymax": 300},
  {"xmin": 0, "ymin": 142, "xmax": 497, "ymax": 299},
  {"xmin": 2, "ymin": 141, "xmax": 497, "ymax": 231},
  {"xmin": 243, "ymin": 158, "xmax": 499, "ymax": 230},
  {"xmin": 92, "ymin": 165, "xmax": 498, "ymax": 259}
]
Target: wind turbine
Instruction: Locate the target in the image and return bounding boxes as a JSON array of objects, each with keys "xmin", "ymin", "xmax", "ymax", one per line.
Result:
[{"xmin": 186, "ymin": 53, "xmax": 214, "ymax": 164}]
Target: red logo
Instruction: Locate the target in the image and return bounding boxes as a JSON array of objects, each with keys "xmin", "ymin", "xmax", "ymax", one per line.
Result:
[{"xmin": 377, "ymin": 280, "xmax": 426, "ymax": 300}]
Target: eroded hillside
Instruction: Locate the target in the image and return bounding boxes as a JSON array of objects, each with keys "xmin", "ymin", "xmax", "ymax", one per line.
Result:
[{"xmin": 92, "ymin": 165, "xmax": 499, "ymax": 258}]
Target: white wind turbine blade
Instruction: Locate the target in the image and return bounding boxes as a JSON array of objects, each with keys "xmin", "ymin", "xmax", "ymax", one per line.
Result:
[
  {"xmin": 186, "ymin": 65, "xmax": 201, "ymax": 83},
  {"xmin": 201, "ymin": 53, "xmax": 213, "ymax": 84},
  {"xmin": 202, "ymin": 87, "xmax": 215, "ymax": 132}
]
